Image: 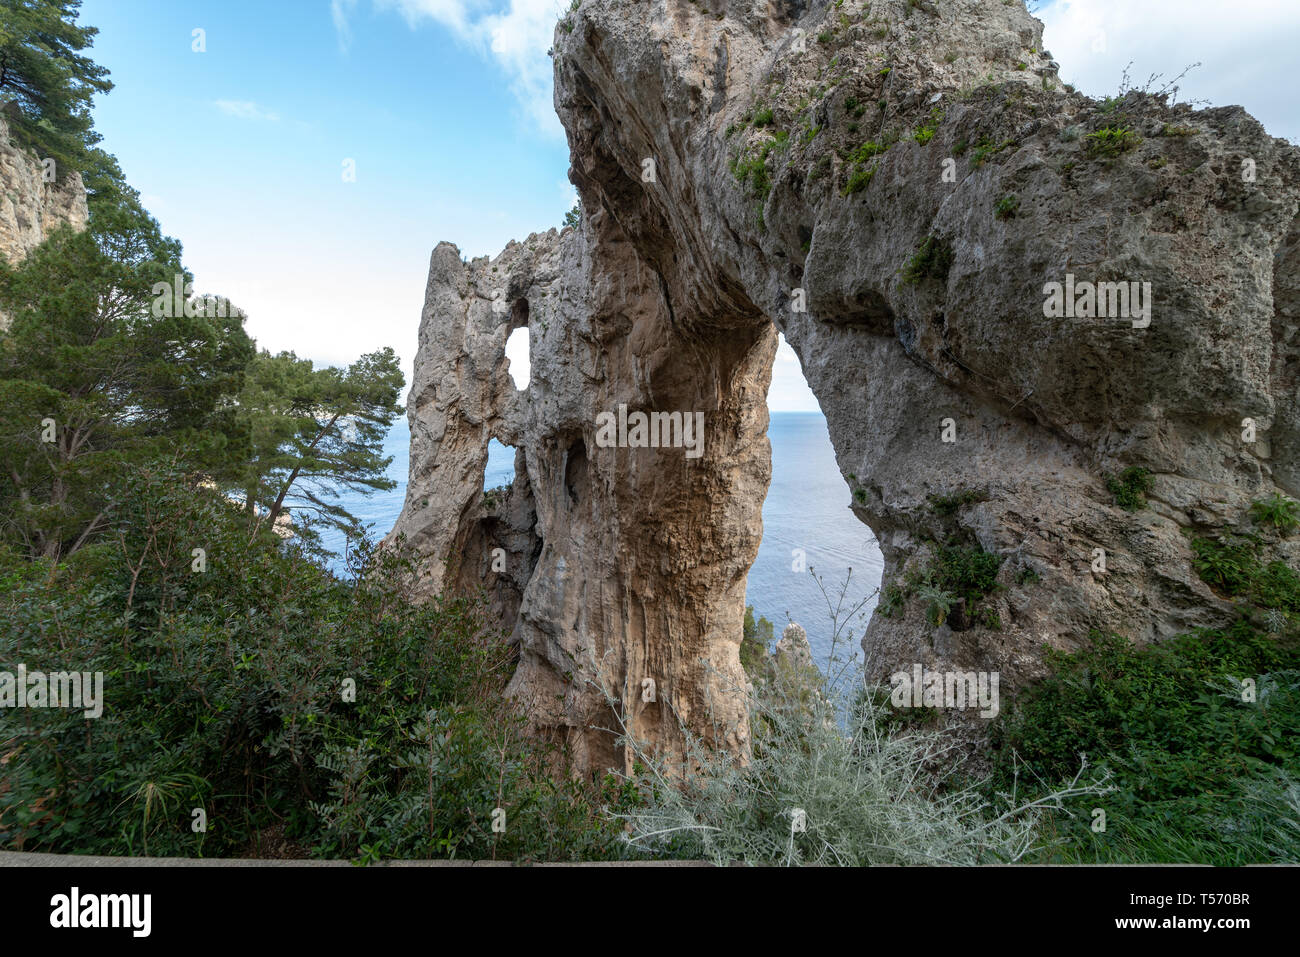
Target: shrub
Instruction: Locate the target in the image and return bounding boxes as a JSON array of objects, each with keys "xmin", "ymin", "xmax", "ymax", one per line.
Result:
[
  {"xmin": 989, "ymin": 625, "xmax": 1300, "ymax": 863},
  {"xmin": 1106, "ymin": 466, "xmax": 1152, "ymax": 511},
  {"xmin": 0, "ymin": 463, "xmax": 632, "ymax": 862},
  {"xmin": 603, "ymin": 653, "xmax": 1103, "ymax": 865},
  {"xmin": 994, "ymin": 194, "xmax": 1019, "ymax": 220},
  {"xmin": 841, "ymin": 163, "xmax": 877, "ymax": 196},
  {"xmin": 901, "ymin": 235, "xmax": 954, "ymax": 285}
]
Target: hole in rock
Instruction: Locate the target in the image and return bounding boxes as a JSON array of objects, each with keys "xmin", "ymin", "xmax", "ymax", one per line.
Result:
[
  {"xmin": 505, "ymin": 324, "xmax": 530, "ymax": 390},
  {"xmin": 485, "ymin": 438, "xmax": 516, "ymax": 495},
  {"xmin": 747, "ymin": 332, "xmax": 884, "ymax": 685}
]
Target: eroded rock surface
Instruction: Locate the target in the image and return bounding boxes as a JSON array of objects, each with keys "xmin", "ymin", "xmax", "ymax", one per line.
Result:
[
  {"xmin": 391, "ymin": 0, "xmax": 1300, "ymax": 772},
  {"xmin": 0, "ymin": 115, "xmax": 88, "ymax": 266}
]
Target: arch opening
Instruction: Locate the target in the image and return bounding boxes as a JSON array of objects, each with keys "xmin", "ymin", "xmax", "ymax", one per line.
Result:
[{"xmin": 746, "ymin": 330, "xmax": 884, "ymax": 687}]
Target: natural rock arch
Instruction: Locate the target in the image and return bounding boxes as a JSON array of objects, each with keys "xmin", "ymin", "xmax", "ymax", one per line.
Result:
[{"xmin": 388, "ymin": 0, "xmax": 1300, "ymax": 773}]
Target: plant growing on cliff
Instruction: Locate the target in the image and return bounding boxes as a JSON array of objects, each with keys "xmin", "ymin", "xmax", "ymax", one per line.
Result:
[
  {"xmin": 1085, "ymin": 125, "xmax": 1141, "ymax": 159},
  {"xmin": 1251, "ymin": 492, "xmax": 1300, "ymax": 533},
  {"xmin": 917, "ymin": 583, "xmax": 956, "ymax": 626},
  {"xmin": 901, "ymin": 235, "xmax": 954, "ymax": 285},
  {"xmin": 1106, "ymin": 466, "xmax": 1152, "ymax": 511}
]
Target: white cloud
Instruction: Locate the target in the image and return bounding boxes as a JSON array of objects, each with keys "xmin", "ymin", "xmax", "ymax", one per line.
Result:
[
  {"xmin": 333, "ymin": 0, "xmax": 568, "ymax": 136},
  {"xmin": 331, "ymin": 0, "xmax": 359, "ymax": 52},
  {"xmin": 213, "ymin": 100, "xmax": 281, "ymax": 122},
  {"xmin": 1037, "ymin": 0, "xmax": 1300, "ymax": 142}
]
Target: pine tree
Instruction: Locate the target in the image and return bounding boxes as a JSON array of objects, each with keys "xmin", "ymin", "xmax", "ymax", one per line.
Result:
[{"xmin": 0, "ymin": 0, "xmax": 112, "ymax": 177}]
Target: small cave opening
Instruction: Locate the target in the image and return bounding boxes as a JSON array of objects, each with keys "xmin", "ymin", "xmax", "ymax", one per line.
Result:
[{"xmin": 564, "ymin": 438, "xmax": 589, "ymax": 510}]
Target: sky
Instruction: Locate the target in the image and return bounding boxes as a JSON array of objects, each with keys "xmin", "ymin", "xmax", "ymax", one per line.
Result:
[{"xmin": 76, "ymin": 0, "xmax": 1299, "ymax": 414}]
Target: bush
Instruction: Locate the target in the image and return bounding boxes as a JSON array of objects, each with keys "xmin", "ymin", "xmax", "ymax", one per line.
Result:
[
  {"xmin": 901, "ymin": 235, "xmax": 954, "ymax": 285},
  {"xmin": 1085, "ymin": 126, "xmax": 1141, "ymax": 159},
  {"xmin": 0, "ymin": 462, "xmax": 632, "ymax": 862},
  {"xmin": 1106, "ymin": 466, "xmax": 1152, "ymax": 511},
  {"xmin": 603, "ymin": 658, "xmax": 1101, "ymax": 865},
  {"xmin": 989, "ymin": 624, "xmax": 1300, "ymax": 863}
]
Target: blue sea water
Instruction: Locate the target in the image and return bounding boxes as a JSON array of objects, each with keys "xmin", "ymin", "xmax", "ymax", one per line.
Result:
[{"xmin": 321, "ymin": 413, "xmax": 883, "ymax": 667}]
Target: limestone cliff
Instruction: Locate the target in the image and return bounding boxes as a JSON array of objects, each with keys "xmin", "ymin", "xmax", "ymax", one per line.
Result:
[
  {"xmin": 390, "ymin": 0, "xmax": 1300, "ymax": 773},
  {"xmin": 0, "ymin": 114, "xmax": 88, "ymax": 265}
]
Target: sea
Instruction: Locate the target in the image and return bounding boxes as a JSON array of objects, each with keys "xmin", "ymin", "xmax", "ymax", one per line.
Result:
[{"xmin": 319, "ymin": 412, "xmax": 883, "ymax": 668}]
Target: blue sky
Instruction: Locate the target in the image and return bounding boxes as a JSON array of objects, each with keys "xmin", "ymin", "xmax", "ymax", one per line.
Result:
[{"xmin": 76, "ymin": 0, "xmax": 1298, "ymax": 413}]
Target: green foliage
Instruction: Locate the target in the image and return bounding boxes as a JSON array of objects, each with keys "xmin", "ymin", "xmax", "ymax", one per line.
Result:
[
  {"xmin": 1085, "ymin": 125, "xmax": 1141, "ymax": 159},
  {"xmin": 1191, "ymin": 536, "xmax": 1257, "ymax": 595},
  {"xmin": 741, "ymin": 605, "xmax": 774, "ymax": 677},
  {"xmin": 970, "ymin": 135, "xmax": 1013, "ymax": 167},
  {"xmin": 901, "ymin": 235, "xmax": 954, "ymax": 285},
  {"xmin": 563, "ymin": 202, "xmax": 581, "ymax": 228},
  {"xmin": 1016, "ymin": 566, "xmax": 1042, "ymax": 586},
  {"xmin": 1190, "ymin": 535, "xmax": 1300, "ymax": 615},
  {"xmin": 231, "ymin": 347, "xmax": 404, "ymax": 545},
  {"xmin": 848, "ymin": 139, "xmax": 889, "ymax": 164},
  {"xmin": 917, "ymin": 583, "xmax": 956, "ymax": 626},
  {"xmin": 1105, "ymin": 466, "xmax": 1152, "ymax": 511},
  {"xmin": 878, "ymin": 542, "xmax": 1002, "ymax": 628},
  {"xmin": 0, "ymin": 469, "xmax": 633, "ymax": 861},
  {"xmin": 931, "ymin": 543, "xmax": 1003, "ymax": 608},
  {"xmin": 0, "ymin": 0, "xmax": 112, "ymax": 177},
  {"xmin": 0, "ymin": 201, "xmax": 253, "ymax": 560},
  {"xmin": 990, "ymin": 625, "xmax": 1300, "ymax": 863},
  {"xmin": 1251, "ymin": 492, "xmax": 1300, "ymax": 533},
  {"xmin": 994, "ymin": 194, "xmax": 1019, "ymax": 219},
  {"xmin": 840, "ymin": 162, "xmax": 876, "ymax": 196},
  {"xmin": 751, "ymin": 107, "xmax": 775, "ymax": 128},
  {"xmin": 928, "ymin": 489, "xmax": 987, "ymax": 516}
]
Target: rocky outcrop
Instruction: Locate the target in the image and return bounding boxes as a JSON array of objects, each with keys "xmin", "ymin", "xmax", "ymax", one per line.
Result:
[
  {"xmin": 0, "ymin": 115, "xmax": 88, "ymax": 265},
  {"xmin": 0, "ymin": 114, "xmax": 89, "ymax": 330},
  {"xmin": 391, "ymin": 0, "xmax": 1300, "ymax": 773}
]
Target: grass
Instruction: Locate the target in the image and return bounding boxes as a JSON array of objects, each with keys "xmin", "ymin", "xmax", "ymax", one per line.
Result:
[{"xmin": 994, "ymin": 194, "xmax": 1019, "ymax": 220}]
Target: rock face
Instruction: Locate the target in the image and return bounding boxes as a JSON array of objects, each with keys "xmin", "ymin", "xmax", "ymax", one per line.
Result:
[
  {"xmin": 391, "ymin": 0, "xmax": 1300, "ymax": 773},
  {"xmin": 0, "ymin": 115, "xmax": 88, "ymax": 265},
  {"xmin": 0, "ymin": 115, "xmax": 89, "ymax": 330}
]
